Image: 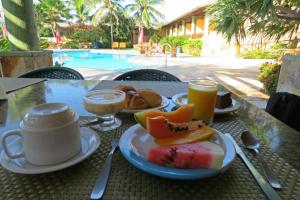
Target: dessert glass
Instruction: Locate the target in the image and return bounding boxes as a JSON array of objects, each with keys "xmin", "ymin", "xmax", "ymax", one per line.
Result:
[
  {"xmin": 187, "ymin": 79, "xmax": 217, "ymax": 125},
  {"xmin": 83, "ymin": 89, "xmax": 126, "ymax": 131}
]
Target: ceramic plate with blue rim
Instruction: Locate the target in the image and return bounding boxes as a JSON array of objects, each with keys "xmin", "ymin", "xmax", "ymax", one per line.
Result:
[{"xmin": 119, "ymin": 124, "xmax": 236, "ymax": 180}]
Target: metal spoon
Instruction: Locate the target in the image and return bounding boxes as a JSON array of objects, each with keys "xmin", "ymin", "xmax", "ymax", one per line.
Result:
[
  {"xmin": 241, "ymin": 131, "xmax": 282, "ymax": 189},
  {"xmin": 80, "ymin": 117, "xmax": 104, "ymax": 127}
]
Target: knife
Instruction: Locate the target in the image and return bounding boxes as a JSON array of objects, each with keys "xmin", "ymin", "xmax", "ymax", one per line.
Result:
[{"xmin": 225, "ymin": 134, "xmax": 281, "ymax": 200}]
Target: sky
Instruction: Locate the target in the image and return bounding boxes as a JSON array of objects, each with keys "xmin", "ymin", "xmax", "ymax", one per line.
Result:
[
  {"xmin": 0, "ymin": 0, "xmax": 214, "ymax": 24},
  {"xmin": 158, "ymin": 0, "xmax": 213, "ymax": 23}
]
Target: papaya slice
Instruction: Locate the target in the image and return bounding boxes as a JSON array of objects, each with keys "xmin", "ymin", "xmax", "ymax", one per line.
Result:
[
  {"xmin": 134, "ymin": 104, "xmax": 194, "ymax": 128},
  {"xmin": 147, "ymin": 116, "xmax": 204, "ymax": 139},
  {"xmin": 155, "ymin": 126, "xmax": 215, "ymax": 146}
]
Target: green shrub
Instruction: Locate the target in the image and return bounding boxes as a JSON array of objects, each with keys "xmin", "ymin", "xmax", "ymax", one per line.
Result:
[
  {"xmin": 242, "ymin": 49, "xmax": 282, "ymax": 59},
  {"xmin": 149, "ymin": 33, "xmax": 161, "ymax": 43},
  {"xmin": 258, "ymin": 62, "xmax": 281, "ymax": 95},
  {"xmin": 39, "ymin": 27, "xmax": 53, "ymax": 37},
  {"xmin": 0, "ymin": 36, "xmax": 9, "ymax": 51},
  {"xmin": 159, "ymin": 36, "xmax": 187, "ymax": 49},
  {"xmin": 62, "ymin": 40, "xmax": 82, "ymax": 49},
  {"xmin": 69, "ymin": 30, "xmax": 99, "ymax": 43},
  {"xmin": 182, "ymin": 39, "xmax": 203, "ymax": 56},
  {"xmin": 271, "ymin": 43, "xmax": 289, "ymax": 50},
  {"xmin": 40, "ymin": 39, "xmax": 49, "ymax": 49},
  {"xmin": 125, "ymin": 41, "xmax": 133, "ymax": 48}
]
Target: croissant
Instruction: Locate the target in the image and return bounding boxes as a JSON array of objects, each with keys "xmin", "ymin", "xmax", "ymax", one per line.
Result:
[{"xmin": 113, "ymin": 85, "xmax": 162, "ymax": 109}]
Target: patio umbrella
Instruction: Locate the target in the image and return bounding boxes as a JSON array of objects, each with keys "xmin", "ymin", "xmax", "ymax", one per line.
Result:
[
  {"xmin": 55, "ymin": 30, "xmax": 61, "ymax": 44},
  {"xmin": 139, "ymin": 27, "xmax": 144, "ymax": 43}
]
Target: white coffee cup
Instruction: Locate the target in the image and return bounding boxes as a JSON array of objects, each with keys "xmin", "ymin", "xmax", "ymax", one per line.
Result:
[{"xmin": 0, "ymin": 103, "xmax": 81, "ymax": 165}]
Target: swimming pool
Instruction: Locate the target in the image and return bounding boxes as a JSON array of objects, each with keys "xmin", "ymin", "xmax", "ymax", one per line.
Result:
[{"xmin": 53, "ymin": 51, "xmax": 138, "ymax": 71}]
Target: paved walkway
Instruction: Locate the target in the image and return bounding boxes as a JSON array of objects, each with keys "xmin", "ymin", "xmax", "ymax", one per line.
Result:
[{"xmin": 75, "ymin": 51, "xmax": 271, "ymax": 108}]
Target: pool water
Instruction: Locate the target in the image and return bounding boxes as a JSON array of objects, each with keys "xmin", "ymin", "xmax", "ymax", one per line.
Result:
[{"xmin": 53, "ymin": 51, "xmax": 138, "ymax": 71}]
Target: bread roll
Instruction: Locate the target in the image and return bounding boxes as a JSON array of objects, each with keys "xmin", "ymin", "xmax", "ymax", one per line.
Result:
[
  {"xmin": 112, "ymin": 85, "xmax": 162, "ymax": 109},
  {"xmin": 137, "ymin": 89, "xmax": 162, "ymax": 107},
  {"xmin": 126, "ymin": 94, "xmax": 148, "ymax": 109}
]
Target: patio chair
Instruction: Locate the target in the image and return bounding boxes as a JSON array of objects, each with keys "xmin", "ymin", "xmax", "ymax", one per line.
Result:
[
  {"xmin": 18, "ymin": 67, "xmax": 84, "ymax": 80},
  {"xmin": 119, "ymin": 42, "xmax": 126, "ymax": 49},
  {"xmin": 114, "ymin": 69, "xmax": 181, "ymax": 82},
  {"xmin": 112, "ymin": 42, "xmax": 119, "ymax": 49},
  {"xmin": 266, "ymin": 92, "xmax": 300, "ymax": 132}
]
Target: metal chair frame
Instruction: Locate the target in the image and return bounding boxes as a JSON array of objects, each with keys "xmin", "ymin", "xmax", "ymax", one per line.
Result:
[
  {"xmin": 114, "ymin": 69, "xmax": 181, "ymax": 82},
  {"xmin": 18, "ymin": 67, "xmax": 84, "ymax": 80}
]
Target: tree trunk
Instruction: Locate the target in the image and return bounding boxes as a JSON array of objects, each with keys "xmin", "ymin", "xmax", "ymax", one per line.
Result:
[
  {"xmin": 2, "ymin": 0, "xmax": 40, "ymax": 51},
  {"xmin": 235, "ymin": 37, "xmax": 241, "ymax": 56},
  {"xmin": 290, "ymin": 37, "xmax": 299, "ymax": 49},
  {"xmin": 110, "ymin": 18, "xmax": 113, "ymax": 49},
  {"xmin": 171, "ymin": 48, "xmax": 177, "ymax": 57}
]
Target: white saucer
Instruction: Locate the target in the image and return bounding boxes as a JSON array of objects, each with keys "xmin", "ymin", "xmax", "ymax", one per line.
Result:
[
  {"xmin": 0, "ymin": 127, "xmax": 100, "ymax": 174},
  {"xmin": 172, "ymin": 93, "xmax": 240, "ymax": 114}
]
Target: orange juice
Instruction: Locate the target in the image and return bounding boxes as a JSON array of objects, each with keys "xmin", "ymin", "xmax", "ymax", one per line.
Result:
[{"xmin": 187, "ymin": 79, "xmax": 217, "ymax": 124}]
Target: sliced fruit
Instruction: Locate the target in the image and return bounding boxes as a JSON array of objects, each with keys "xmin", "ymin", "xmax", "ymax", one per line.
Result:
[
  {"xmin": 148, "ymin": 141, "xmax": 224, "ymax": 169},
  {"xmin": 146, "ymin": 116, "xmax": 204, "ymax": 139},
  {"xmin": 134, "ymin": 104, "xmax": 194, "ymax": 128},
  {"xmin": 155, "ymin": 126, "xmax": 215, "ymax": 146}
]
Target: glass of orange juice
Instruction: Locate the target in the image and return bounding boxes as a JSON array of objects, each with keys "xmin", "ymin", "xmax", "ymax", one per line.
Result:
[{"xmin": 188, "ymin": 79, "xmax": 217, "ymax": 125}]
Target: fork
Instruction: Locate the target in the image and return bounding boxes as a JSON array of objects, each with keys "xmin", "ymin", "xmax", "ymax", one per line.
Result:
[{"xmin": 90, "ymin": 133, "xmax": 119, "ymax": 200}]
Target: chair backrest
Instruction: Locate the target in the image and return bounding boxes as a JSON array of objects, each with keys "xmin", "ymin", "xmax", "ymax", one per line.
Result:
[
  {"xmin": 18, "ymin": 67, "xmax": 84, "ymax": 80},
  {"xmin": 114, "ymin": 69, "xmax": 181, "ymax": 82},
  {"xmin": 266, "ymin": 92, "xmax": 300, "ymax": 132},
  {"xmin": 112, "ymin": 42, "xmax": 119, "ymax": 49},
  {"xmin": 119, "ymin": 42, "xmax": 126, "ymax": 49}
]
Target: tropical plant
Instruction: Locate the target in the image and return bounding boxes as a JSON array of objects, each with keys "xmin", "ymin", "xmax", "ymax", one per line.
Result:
[
  {"xmin": 70, "ymin": 0, "xmax": 90, "ymax": 24},
  {"xmin": 149, "ymin": 33, "xmax": 161, "ymax": 43},
  {"xmin": 88, "ymin": 0, "xmax": 124, "ymax": 48},
  {"xmin": 182, "ymin": 40, "xmax": 203, "ymax": 56},
  {"xmin": 61, "ymin": 40, "xmax": 82, "ymax": 49},
  {"xmin": 258, "ymin": 62, "xmax": 281, "ymax": 95},
  {"xmin": 39, "ymin": 27, "xmax": 53, "ymax": 37},
  {"xmin": 208, "ymin": 0, "xmax": 300, "ymax": 54},
  {"xmin": 242, "ymin": 49, "xmax": 283, "ymax": 59},
  {"xmin": 35, "ymin": 0, "xmax": 71, "ymax": 37},
  {"xmin": 112, "ymin": 12, "xmax": 135, "ymax": 42},
  {"xmin": 271, "ymin": 43, "xmax": 289, "ymax": 50},
  {"xmin": 0, "ymin": 36, "xmax": 9, "ymax": 51},
  {"xmin": 126, "ymin": 0, "xmax": 165, "ymax": 43},
  {"xmin": 159, "ymin": 36, "xmax": 187, "ymax": 57},
  {"xmin": 69, "ymin": 29, "xmax": 100, "ymax": 43},
  {"xmin": 39, "ymin": 39, "xmax": 50, "ymax": 49}
]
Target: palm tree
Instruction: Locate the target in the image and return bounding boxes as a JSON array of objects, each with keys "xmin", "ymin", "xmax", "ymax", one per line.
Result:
[
  {"xmin": 2, "ymin": 0, "xmax": 40, "ymax": 50},
  {"xmin": 89, "ymin": 0, "xmax": 124, "ymax": 48},
  {"xmin": 35, "ymin": 0, "xmax": 71, "ymax": 37},
  {"xmin": 70, "ymin": 0, "xmax": 90, "ymax": 24},
  {"xmin": 126, "ymin": 0, "xmax": 165, "ymax": 43}
]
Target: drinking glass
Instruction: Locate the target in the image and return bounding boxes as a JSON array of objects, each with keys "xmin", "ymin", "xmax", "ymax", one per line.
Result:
[
  {"xmin": 83, "ymin": 89, "xmax": 126, "ymax": 131},
  {"xmin": 187, "ymin": 79, "xmax": 217, "ymax": 125}
]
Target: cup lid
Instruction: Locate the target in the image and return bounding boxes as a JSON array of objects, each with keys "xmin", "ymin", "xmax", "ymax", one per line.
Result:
[{"xmin": 21, "ymin": 103, "xmax": 76, "ymax": 130}]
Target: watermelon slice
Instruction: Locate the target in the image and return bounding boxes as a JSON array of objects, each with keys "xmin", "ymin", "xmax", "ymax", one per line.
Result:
[{"xmin": 148, "ymin": 142, "xmax": 224, "ymax": 169}]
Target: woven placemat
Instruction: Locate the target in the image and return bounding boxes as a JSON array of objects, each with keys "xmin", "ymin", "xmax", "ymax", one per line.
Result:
[{"xmin": 0, "ymin": 115, "xmax": 299, "ymax": 200}]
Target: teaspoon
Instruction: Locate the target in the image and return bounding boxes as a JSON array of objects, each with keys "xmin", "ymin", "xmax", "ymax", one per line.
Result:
[{"xmin": 241, "ymin": 131, "xmax": 282, "ymax": 189}]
